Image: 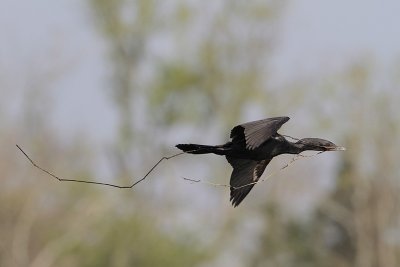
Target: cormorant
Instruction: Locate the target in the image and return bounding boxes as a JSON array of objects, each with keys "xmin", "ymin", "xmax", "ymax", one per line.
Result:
[{"xmin": 176, "ymin": 117, "xmax": 345, "ymax": 207}]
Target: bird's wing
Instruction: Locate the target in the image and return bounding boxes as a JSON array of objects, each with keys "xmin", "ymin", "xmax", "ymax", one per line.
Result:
[
  {"xmin": 230, "ymin": 117, "xmax": 290, "ymax": 150},
  {"xmin": 226, "ymin": 156, "xmax": 271, "ymax": 207}
]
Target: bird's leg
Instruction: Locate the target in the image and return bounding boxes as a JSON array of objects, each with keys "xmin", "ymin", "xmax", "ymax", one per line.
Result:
[{"xmin": 16, "ymin": 144, "xmax": 196, "ymax": 189}]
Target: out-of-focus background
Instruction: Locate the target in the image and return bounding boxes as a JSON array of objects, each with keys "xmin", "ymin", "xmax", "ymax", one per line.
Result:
[{"xmin": 2, "ymin": 0, "xmax": 400, "ymax": 266}]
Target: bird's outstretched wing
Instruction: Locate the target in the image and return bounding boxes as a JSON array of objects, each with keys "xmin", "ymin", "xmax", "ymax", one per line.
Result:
[
  {"xmin": 230, "ymin": 116, "xmax": 289, "ymax": 150},
  {"xmin": 227, "ymin": 156, "xmax": 271, "ymax": 207}
]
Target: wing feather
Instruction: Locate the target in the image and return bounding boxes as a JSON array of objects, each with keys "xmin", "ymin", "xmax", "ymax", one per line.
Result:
[
  {"xmin": 227, "ymin": 157, "xmax": 271, "ymax": 207},
  {"xmin": 230, "ymin": 117, "xmax": 289, "ymax": 150}
]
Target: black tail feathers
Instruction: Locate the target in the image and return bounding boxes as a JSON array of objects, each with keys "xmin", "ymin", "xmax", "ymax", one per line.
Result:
[{"xmin": 176, "ymin": 144, "xmax": 219, "ymax": 154}]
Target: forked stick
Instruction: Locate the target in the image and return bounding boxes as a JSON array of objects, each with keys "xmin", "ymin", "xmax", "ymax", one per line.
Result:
[{"xmin": 16, "ymin": 144, "xmax": 188, "ymax": 189}]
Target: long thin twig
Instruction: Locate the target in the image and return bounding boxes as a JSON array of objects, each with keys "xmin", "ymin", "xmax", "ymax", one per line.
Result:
[
  {"xmin": 182, "ymin": 151, "xmax": 324, "ymax": 190},
  {"xmin": 16, "ymin": 144, "xmax": 189, "ymax": 189}
]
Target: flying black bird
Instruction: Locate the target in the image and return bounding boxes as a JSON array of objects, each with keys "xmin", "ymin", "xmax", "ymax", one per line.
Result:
[{"xmin": 176, "ymin": 117, "xmax": 345, "ymax": 207}]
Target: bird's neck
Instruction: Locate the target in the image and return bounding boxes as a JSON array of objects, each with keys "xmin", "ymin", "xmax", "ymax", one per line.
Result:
[{"xmin": 283, "ymin": 141, "xmax": 306, "ymax": 155}]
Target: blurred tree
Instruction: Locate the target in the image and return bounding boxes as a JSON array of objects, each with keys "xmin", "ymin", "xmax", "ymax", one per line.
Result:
[
  {"xmin": 89, "ymin": 0, "xmax": 159, "ymax": 176},
  {"xmin": 149, "ymin": 1, "xmax": 285, "ymax": 126}
]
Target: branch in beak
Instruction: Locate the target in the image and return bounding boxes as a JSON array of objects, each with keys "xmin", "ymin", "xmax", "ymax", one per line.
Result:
[{"xmin": 327, "ymin": 146, "xmax": 346, "ymax": 151}]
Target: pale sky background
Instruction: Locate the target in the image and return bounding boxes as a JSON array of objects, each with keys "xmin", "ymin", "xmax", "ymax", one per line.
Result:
[{"xmin": 2, "ymin": 0, "xmax": 399, "ymax": 142}]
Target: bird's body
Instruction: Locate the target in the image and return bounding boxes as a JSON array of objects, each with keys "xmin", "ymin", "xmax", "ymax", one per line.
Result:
[{"xmin": 176, "ymin": 117, "xmax": 344, "ymax": 207}]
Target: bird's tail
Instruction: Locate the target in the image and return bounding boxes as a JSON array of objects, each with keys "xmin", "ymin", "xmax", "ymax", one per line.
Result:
[{"xmin": 176, "ymin": 144, "xmax": 223, "ymax": 154}]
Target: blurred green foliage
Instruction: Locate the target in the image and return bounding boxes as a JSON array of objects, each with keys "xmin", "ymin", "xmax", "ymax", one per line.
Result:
[{"xmin": 58, "ymin": 215, "xmax": 205, "ymax": 267}]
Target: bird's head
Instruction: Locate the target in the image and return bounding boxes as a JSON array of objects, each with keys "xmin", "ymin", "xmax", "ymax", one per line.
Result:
[{"xmin": 295, "ymin": 138, "xmax": 346, "ymax": 152}]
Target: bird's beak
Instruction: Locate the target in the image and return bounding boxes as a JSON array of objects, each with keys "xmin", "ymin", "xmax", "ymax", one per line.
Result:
[{"xmin": 326, "ymin": 145, "xmax": 346, "ymax": 151}]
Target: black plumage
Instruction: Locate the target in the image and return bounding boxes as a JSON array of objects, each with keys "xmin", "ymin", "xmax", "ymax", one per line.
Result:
[{"xmin": 176, "ymin": 117, "xmax": 345, "ymax": 207}]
